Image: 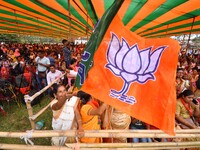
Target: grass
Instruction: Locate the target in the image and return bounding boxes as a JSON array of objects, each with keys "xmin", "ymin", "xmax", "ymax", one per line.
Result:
[{"xmin": 0, "ymin": 95, "xmax": 53, "ymax": 145}]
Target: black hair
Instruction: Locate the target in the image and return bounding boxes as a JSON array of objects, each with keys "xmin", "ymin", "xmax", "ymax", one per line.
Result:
[
  {"xmin": 49, "ymin": 64, "xmax": 55, "ymax": 68},
  {"xmin": 61, "ymin": 60, "xmax": 66, "ymax": 65},
  {"xmin": 37, "ymin": 50, "xmax": 44, "ymax": 54},
  {"xmin": 70, "ymin": 42, "xmax": 74, "ymax": 46},
  {"xmin": 192, "ymin": 67, "xmax": 198, "ymax": 71},
  {"xmin": 177, "ymin": 89, "xmax": 194, "ymax": 99},
  {"xmin": 62, "ymin": 39, "xmax": 68, "ymax": 44},
  {"xmin": 77, "ymin": 90, "xmax": 85, "ymax": 98},
  {"xmin": 47, "ymin": 50, "xmax": 51, "ymax": 55},
  {"xmin": 177, "ymin": 68, "xmax": 184, "ymax": 72},
  {"xmin": 70, "ymin": 58, "xmax": 77, "ymax": 65},
  {"xmin": 196, "ymin": 76, "xmax": 200, "ymax": 89},
  {"xmin": 50, "ymin": 83, "xmax": 60, "ymax": 97},
  {"xmin": 70, "ymin": 79, "xmax": 75, "ymax": 86},
  {"xmin": 77, "ymin": 90, "xmax": 91, "ymax": 105}
]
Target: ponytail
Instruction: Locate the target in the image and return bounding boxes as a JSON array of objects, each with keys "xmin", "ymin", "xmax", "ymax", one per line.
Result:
[{"xmin": 77, "ymin": 90, "xmax": 91, "ymax": 105}]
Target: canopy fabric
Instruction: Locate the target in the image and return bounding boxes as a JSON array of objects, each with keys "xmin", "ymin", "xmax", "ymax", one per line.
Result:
[{"xmin": 0, "ymin": 0, "xmax": 199, "ymax": 39}]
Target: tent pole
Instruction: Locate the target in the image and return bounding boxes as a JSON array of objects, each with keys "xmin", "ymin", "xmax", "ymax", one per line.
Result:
[
  {"xmin": 36, "ymin": 17, "xmax": 42, "ymax": 44},
  {"xmin": 14, "ymin": 9, "xmax": 20, "ymax": 39},
  {"xmin": 182, "ymin": 34, "xmax": 185, "ymax": 48},
  {"xmin": 68, "ymin": 0, "xmax": 72, "ymax": 41},
  {"xmin": 48, "ymin": 23, "xmax": 54, "ymax": 41},
  {"xmin": 72, "ymin": 0, "xmax": 94, "ymax": 27},
  {"xmin": 166, "ymin": 25, "xmax": 169, "ymax": 35},
  {"xmin": 86, "ymin": 0, "xmax": 89, "ymax": 41},
  {"xmin": 186, "ymin": 17, "xmax": 195, "ymax": 52}
]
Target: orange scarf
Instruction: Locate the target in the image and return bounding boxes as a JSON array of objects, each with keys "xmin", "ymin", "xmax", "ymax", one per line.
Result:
[
  {"xmin": 180, "ymin": 98, "xmax": 193, "ymax": 117},
  {"xmin": 87, "ymin": 100, "xmax": 99, "ymax": 109}
]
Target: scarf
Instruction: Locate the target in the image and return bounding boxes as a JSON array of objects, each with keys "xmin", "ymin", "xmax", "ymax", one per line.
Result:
[{"xmin": 180, "ymin": 98, "xmax": 193, "ymax": 117}]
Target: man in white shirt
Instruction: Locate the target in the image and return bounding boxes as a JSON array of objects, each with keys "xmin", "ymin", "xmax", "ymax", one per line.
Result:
[
  {"xmin": 47, "ymin": 64, "xmax": 63, "ymax": 97},
  {"xmin": 47, "ymin": 65, "xmax": 63, "ymax": 85},
  {"xmin": 35, "ymin": 50, "xmax": 50, "ymax": 90}
]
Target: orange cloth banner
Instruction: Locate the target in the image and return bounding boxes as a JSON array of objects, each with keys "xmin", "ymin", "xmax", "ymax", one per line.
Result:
[{"xmin": 81, "ymin": 15, "xmax": 180, "ymax": 135}]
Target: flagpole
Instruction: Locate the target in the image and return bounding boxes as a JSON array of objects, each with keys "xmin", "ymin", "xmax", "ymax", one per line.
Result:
[
  {"xmin": 186, "ymin": 17, "xmax": 195, "ymax": 52},
  {"xmin": 68, "ymin": 0, "xmax": 72, "ymax": 41},
  {"xmin": 75, "ymin": 0, "xmax": 124, "ymax": 89}
]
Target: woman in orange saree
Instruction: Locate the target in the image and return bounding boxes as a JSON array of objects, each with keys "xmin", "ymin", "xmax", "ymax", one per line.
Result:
[{"xmin": 77, "ymin": 91, "xmax": 107, "ymax": 143}]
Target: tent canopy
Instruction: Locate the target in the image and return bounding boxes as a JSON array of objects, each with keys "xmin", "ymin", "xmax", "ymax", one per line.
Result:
[{"xmin": 0, "ymin": 0, "xmax": 199, "ymax": 39}]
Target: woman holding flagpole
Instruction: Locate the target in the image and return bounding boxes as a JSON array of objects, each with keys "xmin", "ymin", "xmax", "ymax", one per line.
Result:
[{"xmin": 51, "ymin": 85, "xmax": 83, "ymax": 145}]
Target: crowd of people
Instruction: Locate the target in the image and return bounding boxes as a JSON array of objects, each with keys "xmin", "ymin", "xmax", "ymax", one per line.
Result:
[
  {"xmin": 0, "ymin": 41, "xmax": 84, "ymax": 94},
  {"xmin": 0, "ymin": 40, "xmax": 200, "ymax": 147}
]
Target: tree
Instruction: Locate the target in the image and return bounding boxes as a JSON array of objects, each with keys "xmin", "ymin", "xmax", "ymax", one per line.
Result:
[{"xmin": 0, "ymin": 34, "xmax": 20, "ymax": 43}]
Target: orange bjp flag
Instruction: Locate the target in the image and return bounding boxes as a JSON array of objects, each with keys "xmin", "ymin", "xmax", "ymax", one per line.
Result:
[{"xmin": 75, "ymin": 1, "xmax": 180, "ymax": 135}]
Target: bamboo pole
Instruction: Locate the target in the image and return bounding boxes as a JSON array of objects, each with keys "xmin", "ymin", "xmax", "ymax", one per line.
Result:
[
  {"xmin": 33, "ymin": 129, "xmax": 200, "ymax": 134},
  {"xmin": 30, "ymin": 100, "xmax": 55, "ymax": 121},
  {"xmin": 0, "ymin": 144, "xmax": 70, "ymax": 150},
  {"xmin": 1, "ymin": 130, "xmax": 200, "ymax": 138},
  {"xmin": 131, "ymin": 147, "xmax": 200, "ymax": 150},
  {"xmin": 14, "ymin": 9, "xmax": 20, "ymax": 35},
  {"xmin": 75, "ymin": 129, "xmax": 200, "ymax": 134},
  {"xmin": 25, "ymin": 95, "xmax": 35, "ymax": 129},
  {"xmin": 25, "ymin": 73, "xmax": 66, "ymax": 129},
  {"xmin": 86, "ymin": 0, "xmax": 89, "ymax": 41},
  {"xmin": 1, "ymin": 142, "xmax": 200, "ymax": 150},
  {"xmin": 66, "ymin": 142, "xmax": 200, "ymax": 148},
  {"xmin": 186, "ymin": 17, "xmax": 195, "ymax": 52},
  {"xmin": 11, "ymin": 129, "xmax": 200, "ymax": 133},
  {"xmin": 27, "ymin": 72, "xmax": 66, "ymax": 102}
]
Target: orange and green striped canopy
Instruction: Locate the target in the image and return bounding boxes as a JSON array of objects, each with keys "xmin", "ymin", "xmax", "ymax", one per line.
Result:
[{"xmin": 0, "ymin": 0, "xmax": 199, "ymax": 39}]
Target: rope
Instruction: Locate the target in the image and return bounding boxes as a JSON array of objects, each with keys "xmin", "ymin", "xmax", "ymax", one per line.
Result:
[
  {"xmin": 24, "ymin": 95, "xmax": 31, "ymax": 103},
  {"xmin": 20, "ymin": 130, "xmax": 34, "ymax": 145}
]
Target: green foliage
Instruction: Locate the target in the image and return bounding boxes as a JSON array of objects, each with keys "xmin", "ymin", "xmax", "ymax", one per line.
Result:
[
  {"xmin": 0, "ymin": 34, "xmax": 20, "ymax": 43},
  {"xmin": 20, "ymin": 35, "xmax": 62, "ymax": 44},
  {"xmin": 192, "ymin": 36, "xmax": 200, "ymax": 42},
  {"xmin": 0, "ymin": 33, "xmax": 62, "ymax": 44}
]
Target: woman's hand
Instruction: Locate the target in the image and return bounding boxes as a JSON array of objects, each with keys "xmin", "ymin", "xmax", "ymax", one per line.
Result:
[
  {"xmin": 66, "ymin": 68, "xmax": 70, "ymax": 73},
  {"xmin": 77, "ymin": 127, "xmax": 84, "ymax": 138},
  {"xmin": 191, "ymin": 125, "xmax": 197, "ymax": 129}
]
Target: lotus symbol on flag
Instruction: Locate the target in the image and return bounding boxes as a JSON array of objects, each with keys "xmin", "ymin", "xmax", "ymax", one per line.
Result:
[{"xmin": 105, "ymin": 33, "xmax": 167, "ymax": 104}]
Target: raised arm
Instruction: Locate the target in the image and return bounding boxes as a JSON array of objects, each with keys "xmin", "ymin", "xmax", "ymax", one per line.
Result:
[
  {"xmin": 88, "ymin": 103, "xmax": 107, "ymax": 116},
  {"xmin": 52, "ymin": 94, "xmax": 73, "ymax": 110}
]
